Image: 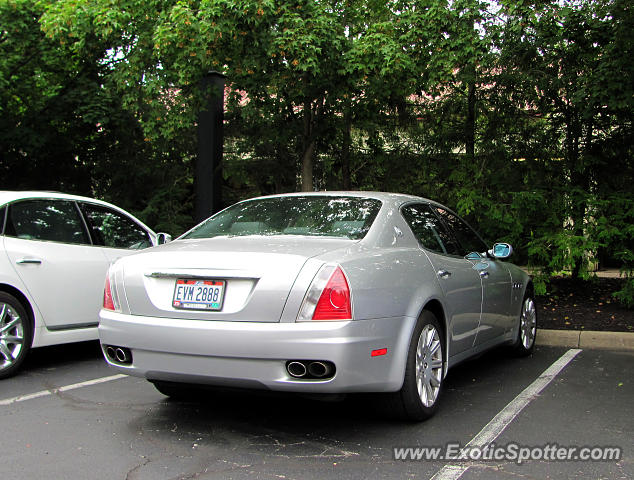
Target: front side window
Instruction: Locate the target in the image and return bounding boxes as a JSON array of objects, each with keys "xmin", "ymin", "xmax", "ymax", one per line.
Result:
[
  {"xmin": 81, "ymin": 203, "xmax": 151, "ymax": 249},
  {"xmin": 401, "ymin": 203, "xmax": 460, "ymax": 255},
  {"xmin": 5, "ymin": 199, "xmax": 89, "ymax": 244},
  {"xmin": 435, "ymin": 208, "xmax": 488, "ymax": 256},
  {"xmin": 183, "ymin": 196, "xmax": 382, "ymax": 240}
]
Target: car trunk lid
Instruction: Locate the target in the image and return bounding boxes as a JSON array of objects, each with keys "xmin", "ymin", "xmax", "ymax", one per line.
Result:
[{"xmin": 119, "ymin": 236, "xmax": 353, "ymax": 322}]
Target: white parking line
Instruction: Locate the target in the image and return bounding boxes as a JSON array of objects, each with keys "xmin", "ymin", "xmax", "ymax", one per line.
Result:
[
  {"xmin": 431, "ymin": 348, "xmax": 582, "ymax": 480},
  {"xmin": 0, "ymin": 374, "xmax": 127, "ymax": 406}
]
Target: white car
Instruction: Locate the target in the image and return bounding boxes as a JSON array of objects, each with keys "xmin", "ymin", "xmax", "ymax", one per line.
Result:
[{"xmin": 0, "ymin": 191, "xmax": 170, "ymax": 378}]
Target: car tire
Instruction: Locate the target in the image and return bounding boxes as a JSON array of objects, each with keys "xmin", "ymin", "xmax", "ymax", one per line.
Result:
[
  {"xmin": 386, "ymin": 310, "xmax": 445, "ymax": 421},
  {"xmin": 511, "ymin": 292, "xmax": 537, "ymax": 357},
  {"xmin": 0, "ymin": 292, "xmax": 33, "ymax": 380}
]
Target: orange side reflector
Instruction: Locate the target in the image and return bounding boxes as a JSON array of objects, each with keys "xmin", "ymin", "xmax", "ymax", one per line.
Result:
[{"xmin": 371, "ymin": 348, "xmax": 387, "ymax": 357}]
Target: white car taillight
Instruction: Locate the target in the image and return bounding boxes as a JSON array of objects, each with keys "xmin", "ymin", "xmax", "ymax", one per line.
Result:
[
  {"xmin": 103, "ymin": 268, "xmax": 120, "ymax": 312},
  {"xmin": 297, "ymin": 265, "xmax": 352, "ymax": 321}
]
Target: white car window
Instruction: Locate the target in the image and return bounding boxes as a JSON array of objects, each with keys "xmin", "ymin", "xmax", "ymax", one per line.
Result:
[
  {"xmin": 80, "ymin": 203, "xmax": 151, "ymax": 249},
  {"xmin": 5, "ymin": 199, "xmax": 89, "ymax": 245}
]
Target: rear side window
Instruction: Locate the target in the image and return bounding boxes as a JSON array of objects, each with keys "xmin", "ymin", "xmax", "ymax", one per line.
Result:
[
  {"xmin": 401, "ymin": 204, "xmax": 460, "ymax": 255},
  {"xmin": 5, "ymin": 199, "xmax": 89, "ymax": 244},
  {"xmin": 81, "ymin": 203, "xmax": 152, "ymax": 249},
  {"xmin": 184, "ymin": 196, "xmax": 382, "ymax": 240},
  {"xmin": 435, "ymin": 208, "xmax": 488, "ymax": 256}
]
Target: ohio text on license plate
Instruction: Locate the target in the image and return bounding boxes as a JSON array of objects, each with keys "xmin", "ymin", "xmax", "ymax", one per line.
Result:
[{"xmin": 172, "ymin": 279, "xmax": 225, "ymax": 310}]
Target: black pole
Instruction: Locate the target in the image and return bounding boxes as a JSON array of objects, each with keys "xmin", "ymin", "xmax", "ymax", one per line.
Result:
[{"xmin": 195, "ymin": 71, "xmax": 225, "ymax": 223}]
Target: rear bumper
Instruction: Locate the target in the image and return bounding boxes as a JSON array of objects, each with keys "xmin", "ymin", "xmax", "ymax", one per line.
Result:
[{"xmin": 98, "ymin": 311, "xmax": 416, "ymax": 393}]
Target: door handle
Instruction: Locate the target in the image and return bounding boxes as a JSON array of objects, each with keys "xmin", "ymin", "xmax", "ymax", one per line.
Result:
[
  {"xmin": 16, "ymin": 258, "xmax": 42, "ymax": 265},
  {"xmin": 479, "ymin": 271, "xmax": 489, "ymax": 278},
  {"xmin": 437, "ymin": 270, "xmax": 452, "ymax": 279}
]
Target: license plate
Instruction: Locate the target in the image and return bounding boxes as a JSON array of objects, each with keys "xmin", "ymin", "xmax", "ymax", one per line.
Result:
[{"xmin": 172, "ymin": 279, "xmax": 225, "ymax": 311}]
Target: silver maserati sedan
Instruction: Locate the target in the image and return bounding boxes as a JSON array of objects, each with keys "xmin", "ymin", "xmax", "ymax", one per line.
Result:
[{"xmin": 99, "ymin": 192, "xmax": 536, "ymax": 421}]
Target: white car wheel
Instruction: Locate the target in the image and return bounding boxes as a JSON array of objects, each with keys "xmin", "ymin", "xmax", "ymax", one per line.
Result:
[{"xmin": 0, "ymin": 292, "xmax": 32, "ymax": 379}]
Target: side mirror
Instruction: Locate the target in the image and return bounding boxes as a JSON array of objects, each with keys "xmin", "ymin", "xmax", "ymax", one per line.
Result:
[
  {"xmin": 156, "ymin": 233, "xmax": 172, "ymax": 245},
  {"xmin": 488, "ymin": 242, "xmax": 513, "ymax": 259}
]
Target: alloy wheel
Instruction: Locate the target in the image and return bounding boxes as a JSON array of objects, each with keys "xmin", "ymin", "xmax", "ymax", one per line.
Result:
[
  {"xmin": 415, "ymin": 324, "xmax": 443, "ymax": 407},
  {"xmin": 520, "ymin": 298, "xmax": 537, "ymax": 350},
  {"xmin": 0, "ymin": 302, "xmax": 25, "ymax": 370}
]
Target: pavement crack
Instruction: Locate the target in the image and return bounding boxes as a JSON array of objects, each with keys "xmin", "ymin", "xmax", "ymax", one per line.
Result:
[{"xmin": 124, "ymin": 457, "xmax": 151, "ymax": 480}]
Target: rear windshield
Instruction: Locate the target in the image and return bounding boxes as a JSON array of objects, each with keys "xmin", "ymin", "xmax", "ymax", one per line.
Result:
[{"xmin": 183, "ymin": 196, "xmax": 382, "ymax": 240}]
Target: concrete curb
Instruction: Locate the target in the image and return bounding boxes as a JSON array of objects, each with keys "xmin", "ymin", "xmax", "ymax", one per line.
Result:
[{"xmin": 537, "ymin": 329, "xmax": 634, "ymax": 351}]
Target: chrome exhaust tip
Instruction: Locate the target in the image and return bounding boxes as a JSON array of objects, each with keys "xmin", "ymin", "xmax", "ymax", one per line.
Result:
[
  {"xmin": 307, "ymin": 361, "xmax": 332, "ymax": 378},
  {"xmin": 115, "ymin": 347, "xmax": 131, "ymax": 364},
  {"xmin": 105, "ymin": 346, "xmax": 116, "ymax": 361},
  {"xmin": 286, "ymin": 360, "xmax": 335, "ymax": 379},
  {"xmin": 287, "ymin": 361, "xmax": 307, "ymax": 378}
]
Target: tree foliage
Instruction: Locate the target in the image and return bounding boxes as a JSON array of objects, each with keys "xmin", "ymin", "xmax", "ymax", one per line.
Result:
[{"xmin": 1, "ymin": 0, "xmax": 632, "ymax": 304}]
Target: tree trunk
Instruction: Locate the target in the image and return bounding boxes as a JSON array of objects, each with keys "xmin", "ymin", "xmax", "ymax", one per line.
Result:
[
  {"xmin": 465, "ymin": 10, "xmax": 477, "ymax": 166},
  {"xmin": 567, "ymin": 113, "xmax": 587, "ymax": 279},
  {"xmin": 302, "ymin": 100, "xmax": 315, "ymax": 192},
  {"xmin": 301, "ymin": 96, "xmax": 314, "ymax": 192},
  {"xmin": 301, "ymin": 140, "xmax": 315, "ymax": 192},
  {"xmin": 465, "ymin": 77, "xmax": 476, "ymax": 163},
  {"xmin": 341, "ymin": 110, "xmax": 352, "ymax": 190}
]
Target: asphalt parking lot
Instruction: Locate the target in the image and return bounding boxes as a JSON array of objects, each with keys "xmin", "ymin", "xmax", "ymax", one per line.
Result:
[{"xmin": 1, "ymin": 343, "xmax": 631, "ymax": 480}]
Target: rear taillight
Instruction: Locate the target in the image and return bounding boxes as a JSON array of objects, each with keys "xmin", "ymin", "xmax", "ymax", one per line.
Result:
[
  {"xmin": 298, "ymin": 265, "xmax": 352, "ymax": 321},
  {"xmin": 103, "ymin": 271, "xmax": 119, "ymax": 311}
]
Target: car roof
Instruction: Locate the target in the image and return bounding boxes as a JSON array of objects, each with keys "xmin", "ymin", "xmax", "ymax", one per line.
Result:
[
  {"xmin": 0, "ymin": 190, "xmax": 116, "ymax": 208},
  {"xmin": 0, "ymin": 190, "xmax": 438, "ymax": 209},
  {"xmin": 245, "ymin": 191, "xmax": 438, "ymax": 206},
  {"xmin": 0, "ymin": 190, "xmax": 157, "ymax": 235}
]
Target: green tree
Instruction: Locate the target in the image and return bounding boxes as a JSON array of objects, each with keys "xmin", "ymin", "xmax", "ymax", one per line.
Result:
[
  {"xmin": 8, "ymin": 0, "xmax": 630, "ymax": 308},
  {"xmin": 40, "ymin": 0, "xmax": 471, "ymax": 194},
  {"xmin": 492, "ymin": 0, "xmax": 633, "ymax": 280},
  {"xmin": 0, "ymin": 0, "xmax": 191, "ymax": 234},
  {"xmin": 0, "ymin": 0, "xmax": 104, "ymax": 193}
]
